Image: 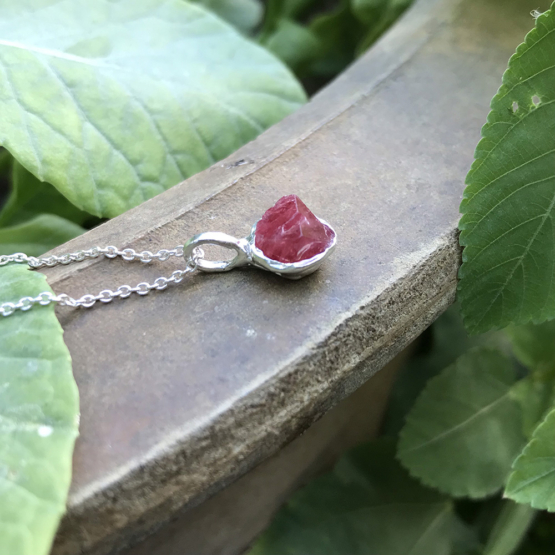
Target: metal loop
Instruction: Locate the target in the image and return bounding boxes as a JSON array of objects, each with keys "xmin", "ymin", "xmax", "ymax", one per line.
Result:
[
  {"xmin": 171, "ymin": 270, "xmax": 185, "ymax": 283},
  {"xmin": 156, "ymin": 250, "xmax": 170, "ymax": 262},
  {"xmin": 117, "ymin": 285, "xmax": 132, "ymax": 298},
  {"xmin": 44, "ymin": 256, "xmax": 57, "ymax": 267},
  {"xmin": 35, "ymin": 292, "xmax": 53, "ymax": 305},
  {"xmin": 13, "ymin": 253, "xmax": 28, "ymax": 263},
  {"xmin": 27, "ymin": 257, "xmax": 41, "ymax": 268},
  {"xmin": 80, "ymin": 294, "xmax": 97, "ymax": 308},
  {"xmin": 57, "ymin": 294, "xmax": 77, "ymax": 307},
  {"xmin": 1, "ymin": 303, "xmax": 15, "ymax": 316},
  {"xmin": 140, "ymin": 251, "xmax": 153, "ymax": 263},
  {"xmin": 135, "ymin": 282, "xmax": 151, "ymax": 295},
  {"xmin": 98, "ymin": 290, "xmax": 114, "ymax": 303},
  {"xmin": 121, "ymin": 248, "xmax": 136, "ymax": 261},
  {"xmin": 17, "ymin": 297, "xmax": 35, "ymax": 311},
  {"xmin": 182, "ymin": 233, "xmax": 250, "ymax": 273},
  {"xmin": 103, "ymin": 246, "xmax": 119, "ymax": 258},
  {"xmin": 154, "ymin": 277, "xmax": 168, "ymax": 290}
]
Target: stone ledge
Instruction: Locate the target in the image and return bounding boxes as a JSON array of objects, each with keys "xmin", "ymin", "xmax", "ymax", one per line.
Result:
[{"xmin": 43, "ymin": 0, "xmax": 544, "ymax": 552}]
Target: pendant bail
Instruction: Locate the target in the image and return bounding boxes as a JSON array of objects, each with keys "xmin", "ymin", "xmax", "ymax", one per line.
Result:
[{"xmin": 181, "ymin": 232, "xmax": 251, "ymax": 273}]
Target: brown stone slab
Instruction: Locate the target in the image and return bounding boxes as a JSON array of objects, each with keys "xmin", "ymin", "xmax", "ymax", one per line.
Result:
[
  {"xmin": 46, "ymin": 0, "xmax": 548, "ymax": 552},
  {"xmin": 121, "ymin": 352, "xmax": 406, "ymax": 555}
]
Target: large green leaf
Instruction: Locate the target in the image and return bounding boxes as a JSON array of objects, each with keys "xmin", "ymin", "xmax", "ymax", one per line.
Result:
[
  {"xmin": 0, "ymin": 215, "xmax": 84, "ymax": 257},
  {"xmin": 510, "ymin": 376, "xmax": 555, "ymax": 438},
  {"xmin": 505, "ymin": 408, "xmax": 555, "ymax": 510},
  {"xmin": 0, "ymin": 264, "xmax": 79, "ymax": 555},
  {"xmin": 398, "ymin": 348, "xmax": 525, "ymax": 498},
  {"xmin": 248, "ymin": 441, "xmax": 476, "ymax": 555},
  {"xmin": 506, "ymin": 320, "xmax": 555, "ymax": 437},
  {"xmin": 384, "ymin": 305, "xmax": 510, "ymax": 436},
  {"xmin": 0, "ymin": 162, "xmax": 90, "ymax": 227},
  {"xmin": 262, "ymin": 19, "xmax": 321, "ymax": 74},
  {"xmin": 0, "ymin": 0, "xmax": 305, "ymax": 218},
  {"xmin": 506, "ymin": 320, "xmax": 555, "ymax": 372},
  {"xmin": 458, "ymin": 4, "xmax": 555, "ymax": 333},
  {"xmin": 189, "ymin": 0, "xmax": 263, "ymax": 34},
  {"xmin": 384, "ymin": 305, "xmax": 479, "ymax": 436}
]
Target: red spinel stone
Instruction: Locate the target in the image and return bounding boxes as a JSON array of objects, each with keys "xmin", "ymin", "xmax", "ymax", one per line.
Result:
[{"xmin": 255, "ymin": 195, "xmax": 335, "ymax": 263}]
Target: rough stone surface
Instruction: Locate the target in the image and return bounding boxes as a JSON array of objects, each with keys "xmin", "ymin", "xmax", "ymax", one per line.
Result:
[
  {"xmin": 254, "ymin": 194, "xmax": 335, "ymax": 263},
  {"xmin": 39, "ymin": 0, "xmax": 549, "ymax": 552},
  {"xmin": 121, "ymin": 352, "xmax": 406, "ymax": 555}
]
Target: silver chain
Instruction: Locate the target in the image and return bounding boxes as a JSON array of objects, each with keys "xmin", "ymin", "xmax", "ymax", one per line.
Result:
[{"xmin": 0, "ymin": 245, "xmax": 204, "ymax": 317}]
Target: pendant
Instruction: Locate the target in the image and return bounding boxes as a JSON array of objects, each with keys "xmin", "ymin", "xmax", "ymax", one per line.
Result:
[{"xmin": 182, "ymin": 195, "xmax": 337, "ymax": 279}]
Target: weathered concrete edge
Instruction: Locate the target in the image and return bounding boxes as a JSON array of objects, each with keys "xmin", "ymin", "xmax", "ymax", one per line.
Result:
[{"xmin": 58, "ymin": 229, "xmax": 461, "ymax": 555}]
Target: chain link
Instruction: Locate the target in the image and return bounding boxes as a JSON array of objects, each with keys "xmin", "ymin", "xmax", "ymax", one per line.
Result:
[
  {"xmin": 0, "ymin": 245, "xmax": 203, "ymax": 317},
  {"xmin": 0, "ymin": 245, "xmax": 185, "ymax": 270}
]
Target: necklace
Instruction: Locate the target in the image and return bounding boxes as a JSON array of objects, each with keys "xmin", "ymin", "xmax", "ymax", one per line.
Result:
[{"xmin": 0, "ymin": 195, "xmax": 337, "ymax": 317}]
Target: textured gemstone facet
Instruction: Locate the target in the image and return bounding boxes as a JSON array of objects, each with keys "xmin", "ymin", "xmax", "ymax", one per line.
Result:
[{"xmin": 254, "ymin": 195, "xmax": 335, "ymax": 263}]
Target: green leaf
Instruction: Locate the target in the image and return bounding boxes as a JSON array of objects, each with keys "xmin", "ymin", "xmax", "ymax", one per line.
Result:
[
  {"xmin": 355, "ymin": 0, "xmax": 412, "ymax": 55},
  {"xmin": 248, "ymin": 440, "xmax": 475, "ymax": 555},
  {"xmin": 0, "ymin": 162, "xmax": 90, "ymax": 227},
  {"xmin": 483, "ymin": 501, "xmax": 536, "ymax": 555},
  {"xmin": 307, "ymin": 1, "xmax": 365, "ymax": 78},
  {"xmin": 384, "ymin": 305, "xmax": 477, "ymax": 436},
  {"xmin": 0, "ymin": 264, "xmax": 79, "ymax": 555},
  {"xmin": 282, "ymin": 0, "xmax": 320, "ymax": 19},
  {"xmin": 506, "ymin": 408, "xmax": 555, "ymax": 510},
  {"xmin": 510, "ymin": 376, "xmax": 555, "ymax": 438},
  {"xmin": 258, "ymin": 0, "xmax": 319, "ymax": 39},
  {"xmin": 0, "ymin": 0, "xmax": 305, "ymax": 219},
  {"xmin": 351, "ymin": 0, "xmax": 388, "ymax": 25},
  {"xmin": 0, "ymin": 215, "xmax": 84, "ymax": 257},
  {"xmin": 506, "ymin": 320, "xmax": 555, "ymax": 437},
  {"xmin": 263, "ymin": 19, "xmax": 321, "ymax": 73},
  {"xmin": 506, "ymin": 320, "xmax": 555, "ymax": 372},
  {"xmin": 188, "ymin": 0, "xmax": 263, "ymax": 34},
  {"xmin": 398, "ymin": 348, "xmax": 525, "ymax": 498},
  {"xmin": 458, "ymin": 4, "xmax": 555, "ymax": 333},
  {"xmin": 384, "ymin": 305, "xmax": 510, "ymax": 436}
]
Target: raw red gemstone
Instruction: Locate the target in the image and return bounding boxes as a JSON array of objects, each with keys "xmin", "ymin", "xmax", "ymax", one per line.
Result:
[{"xmin": 254, "ymin": 195, "xmax": 335, "ymax": 263}]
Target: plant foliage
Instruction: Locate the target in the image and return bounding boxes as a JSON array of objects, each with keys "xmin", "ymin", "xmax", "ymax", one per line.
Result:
[
  {"xmin": 248, "ymin": 441, "xmax": 475, "ymax": 555},
  {"xmin": 458, "ymin": 4, "xmax": 555, "ymax": 334},
  {"xmin": 398, "ymin": 348, "xmax": 525, "ymax": 499},
  {"xmin": 505, "ymin": 409, "xmax": 555, "ymax": 511},
  {"xmin": 260, "ymin": 0, "xmax": 412, "ymax": 78},
  {"xmin": 0, "ymin": 0, "xmax": 305, "ymax": 218},
  {"xmin": 0, "ymin": 265, "xmax": 79, "ymax": 555}
]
